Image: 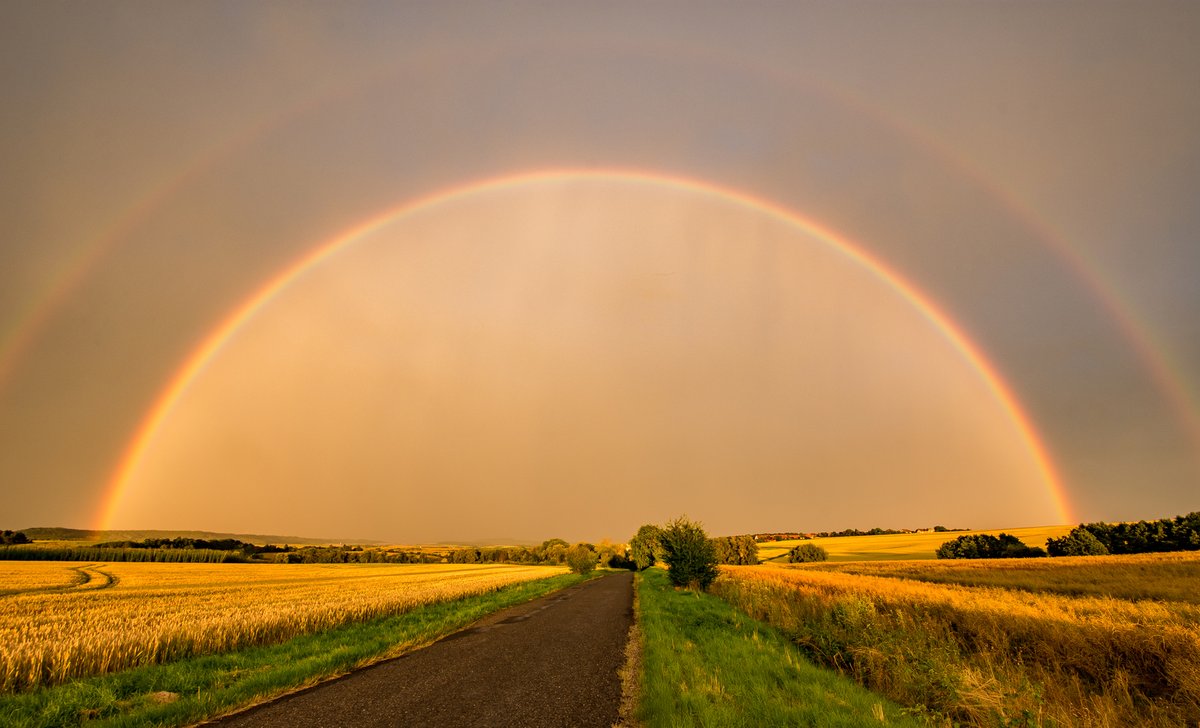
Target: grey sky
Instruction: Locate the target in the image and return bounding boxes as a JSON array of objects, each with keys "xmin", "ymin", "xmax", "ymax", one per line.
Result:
[{"xmin": 2, "ymin": 2, "xmax": 1197, "ymax": 541}]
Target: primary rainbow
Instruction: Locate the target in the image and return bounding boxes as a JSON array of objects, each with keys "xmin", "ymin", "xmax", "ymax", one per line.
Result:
[{"xmin": 96, "ymin": 168, "xmax": 1074, "ymax": 529}]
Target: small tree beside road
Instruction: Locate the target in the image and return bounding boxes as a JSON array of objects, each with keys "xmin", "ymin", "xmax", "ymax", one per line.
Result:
[
  {"xmin": 659, "ymin": 516, "xmax": 719, "ymax": 591},
  {"xmin": 566, "ymin": 543, "xmax": 597, "ymax": 574}
]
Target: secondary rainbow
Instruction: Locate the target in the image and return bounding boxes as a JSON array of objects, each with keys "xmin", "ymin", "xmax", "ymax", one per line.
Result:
[{"xmin": 97, "ymin": 169, "xmax": 1074, "ymax": 529}]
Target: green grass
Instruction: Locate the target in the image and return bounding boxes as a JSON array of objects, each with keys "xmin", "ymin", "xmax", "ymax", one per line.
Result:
[
  {"xmin": 636, "ymin": 568, "xmax": 922, "ymax": 727},
  {"xmin": 0, "ymin": 572, "xmax": 590, "ymax": 728},
  {"xmin": 757, "ymin": 525, "xmax": 1074, "ymax": 563}
]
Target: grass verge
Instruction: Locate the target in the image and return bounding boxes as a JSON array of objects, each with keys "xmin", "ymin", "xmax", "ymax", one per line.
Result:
[
  {"xmin": 636, "ymin": 568, "xmax": 921, "ymax": 727},
  {"xmin": 713, "ymin": 566, "xmax": 1200, "ymax": 727},
  {"xmin": 0, "ymin": 572, "xmax": 589, "ymax": 728}
]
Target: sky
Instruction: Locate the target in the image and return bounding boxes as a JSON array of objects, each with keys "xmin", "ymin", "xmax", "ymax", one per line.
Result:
[{"xmin": 1, "ymin": 1, "xmax": 1198, "ymax": 544}]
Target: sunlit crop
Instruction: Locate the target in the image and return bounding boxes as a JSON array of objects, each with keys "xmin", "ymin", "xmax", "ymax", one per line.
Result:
[
  {"xmin": 0, "ymin": 562, "xmax": 91, "ymax": 594},
  {"xmin": 713, "ymin": 556, "xmax": 1200, "ymax": 727},
  {"xmin": 755, "ymin": 525, "xmax": 1074, "ymax": 562},
  {"xmin": 790, "ymin": 550, "xmax": 1200, "ymax": 603},
  {"xmin": 0, "ymin": 561, "xmax": 564, "ymax": 691}
]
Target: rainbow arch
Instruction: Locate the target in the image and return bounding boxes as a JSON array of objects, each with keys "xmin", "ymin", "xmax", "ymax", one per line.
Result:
[{"xmin": 96, "ymin": 168, "xmax": 1074, "ymax": 529}]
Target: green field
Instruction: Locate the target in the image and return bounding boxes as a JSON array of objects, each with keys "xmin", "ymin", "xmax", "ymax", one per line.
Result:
[{"xmin": 756, "ymin": 524, "xmax": 1074, "ymax": 562}]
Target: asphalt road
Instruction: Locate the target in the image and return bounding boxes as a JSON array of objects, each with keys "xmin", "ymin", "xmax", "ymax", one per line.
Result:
[{"xmin": 207, "ymin": 571, "xmax": 635, "ymax": 728}]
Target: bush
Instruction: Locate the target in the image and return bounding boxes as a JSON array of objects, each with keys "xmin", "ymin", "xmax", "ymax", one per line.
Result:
[
  {"xmin": 566, "ymin": 544, "xmax": 596, "ymax": 575},
  {"xmin": 936, "ymin": 533, "xmax": 1046, "ymax": 559},
  {"xmin": 1046, "ymin": 527, "xmax": 1109, "ymax": 557},
  {"xmin": 786, "ymin": 543, "xmax": 828, "ymax": 562},
  {"xmin": 659, "ymin": 516, "xmax": 720, "ymax": 591}
]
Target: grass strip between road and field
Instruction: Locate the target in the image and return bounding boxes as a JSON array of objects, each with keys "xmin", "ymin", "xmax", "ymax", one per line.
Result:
[
  {"xmin": 0, "ymin": 572, "xmax": 592, "ymax": 728},
  {"xmin": 635, "ymin": 567, "xmax": 921, "ymax": 727}
]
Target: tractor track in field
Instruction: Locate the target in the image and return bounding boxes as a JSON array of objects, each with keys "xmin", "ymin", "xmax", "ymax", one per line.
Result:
[
  {"xmin": 1, "ymin": 563, "xmax": 118, "ymax": 596},
  {"xmin": 207, "ymin": 570, "xmax": 635, "ymax": 728}
]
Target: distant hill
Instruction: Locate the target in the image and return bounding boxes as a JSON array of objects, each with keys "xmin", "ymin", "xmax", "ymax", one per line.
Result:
[{"xmin": 16, "ymin": 527, "xmax": 379, "ymax": 546}]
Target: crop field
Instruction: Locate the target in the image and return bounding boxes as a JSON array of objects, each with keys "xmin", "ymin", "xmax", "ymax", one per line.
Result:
[
  {"xmin": 713, "ymin": 556, "xmax": 1200, "ymax": 727},
  {"xmin": 0, "ymin": 561, "xmax": 565, "ymax": 692},
  {"xmin": 791, "ymin": 550, "xmax": 1200, "ymax": 603},
  {"xmin": 756, "ymin": 524, "xmax": 1074, "ymax": 562},
  {"xmin": 0, "ymin": 563, "xmax": 95, "ymax": 595}
]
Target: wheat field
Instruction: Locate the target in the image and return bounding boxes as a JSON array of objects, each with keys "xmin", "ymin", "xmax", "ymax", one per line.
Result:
[
  {"xmin": 790, "ymin": 551, "xmax": 1200, "ymax": 603},
  {"xmin": 0, "ymin": 562, "xmax": 92, "ymax": 594},
  {"xmin": 0, "ymin": 561, "xmax": 564, "ymax": 692},
  {"xmin": 755, "ymin": 524, "xmax": 1074, "ymax": 562},
  {"xmin": 713, "ymin": 555, "xmax": 1200, "ymax": 727}
]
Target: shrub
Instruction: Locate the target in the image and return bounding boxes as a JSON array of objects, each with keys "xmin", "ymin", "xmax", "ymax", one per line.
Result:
[
  {"xmin": 659, "ymin": 516, "xmax": 720, "ymax": 590},
  {"xmin": 566, "ymin": 543, "xmax": 597, "ymax": 575},
  {"xmin": 786, "ymin": 543, "xmax": 828, "ymax": 563},
  {"xmin": 1046, "ymin": 527, "xmax": 1110, "ymax": 557}
]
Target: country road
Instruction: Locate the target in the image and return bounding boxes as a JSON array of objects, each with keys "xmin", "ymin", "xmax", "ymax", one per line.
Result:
[{"xmin": 207, "ymin": 571, "xmax": 635, "ymax": 728}]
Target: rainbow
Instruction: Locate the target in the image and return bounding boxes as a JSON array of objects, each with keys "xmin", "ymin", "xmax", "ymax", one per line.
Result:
[
  {"xmin": 97, "ymin": 169, "xmax": 1073, "ymax": 528},
  {"xmin": 5, "ymin": 48, "xmax": 1195, "ymax": 464}
]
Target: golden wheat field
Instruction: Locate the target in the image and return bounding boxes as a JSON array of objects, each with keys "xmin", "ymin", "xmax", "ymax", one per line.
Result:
[
  {"xmin": 793, "ymin": 550, "xmax": 1200, "ymax": 603},
  {"xmin": 0, "ymin": 561, "xmax": 565, "ymax": 692},
  {"xmin": 0, "ymin": 562, "xmax": 91, "ymax": 594},
  {"xmin": 714, "ymin": 554, "xmax": 1200, "ymax": 727}
]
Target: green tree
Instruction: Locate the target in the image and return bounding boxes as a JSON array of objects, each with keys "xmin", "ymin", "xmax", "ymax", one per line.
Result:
[
  {"xmin": 659, "ymin": 516, "xmax": 719, "ymax": 591},
  {"xmin": 786, "ymin": 543, "xmax": 828, "ymax": 563},
  {"xmin": 0, "ymin": 530, "xmax": 30, "ymax": 545},
  {"xmin": 537, "ymin": 538, "xmax": 570, "ymax": 564},
  {"xmin": 566, "ymin": 543, "xmax": 596, "ymax": 574},
  {"xmin": 710, "ymin": 535, "xmax": 759, "ymax": 565},
  {"xmin": 936, "ymin": 533, "xmax": 1045, "ymax": 559},
  {"xmin": 629, "ymin": 524, "xmax": 663, "ymax": 570},
  {"xmin": 1046, "ymin": 527, "xmax": 1109, "ymax": 557}
]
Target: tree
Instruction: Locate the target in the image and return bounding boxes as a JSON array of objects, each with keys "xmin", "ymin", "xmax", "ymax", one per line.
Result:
[
  {"xmin": 0, "ymin": 530, "xmax": 30, "ymax": 545},
  {"xmin": 710, "ymin": 535, "xmax": 760, "ymax": 565},
  {"xmin": 1046, "ymin": 527, "xmax": 1109, "ymax": 557},
  {"xmin": 629, "ymin": 524, "xmax": 663, "ymax": 570},
  {"xmin": 786, "ymin": 543, "xmax": 828, "ymax": 563},
  {"xmin": 659, "ymin": 516, "xmax": 719, "ymax": 590},
  {"xmin": 936, "ymin": 533, "xmax": 1045, "ymax": 559},
  {"xmin": 537, "ymin": 538, "xmax": 570, "ymax": 564},
  {"xmin": 566, "ymin": 543, "xmax": 596, "ymax": 574}
]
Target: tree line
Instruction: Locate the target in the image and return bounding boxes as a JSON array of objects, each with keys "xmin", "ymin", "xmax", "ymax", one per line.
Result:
[
  {"xmin": 1047, "ymin": 511, "xmax": 1200, "ymax": 556},
  {"xmin": 97, "ymin": 537, "xmax": 291, "ymax": 556},
  {"xmin": 937, "ymin": 511, "xmax": 1200, "ymax": 560}
]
